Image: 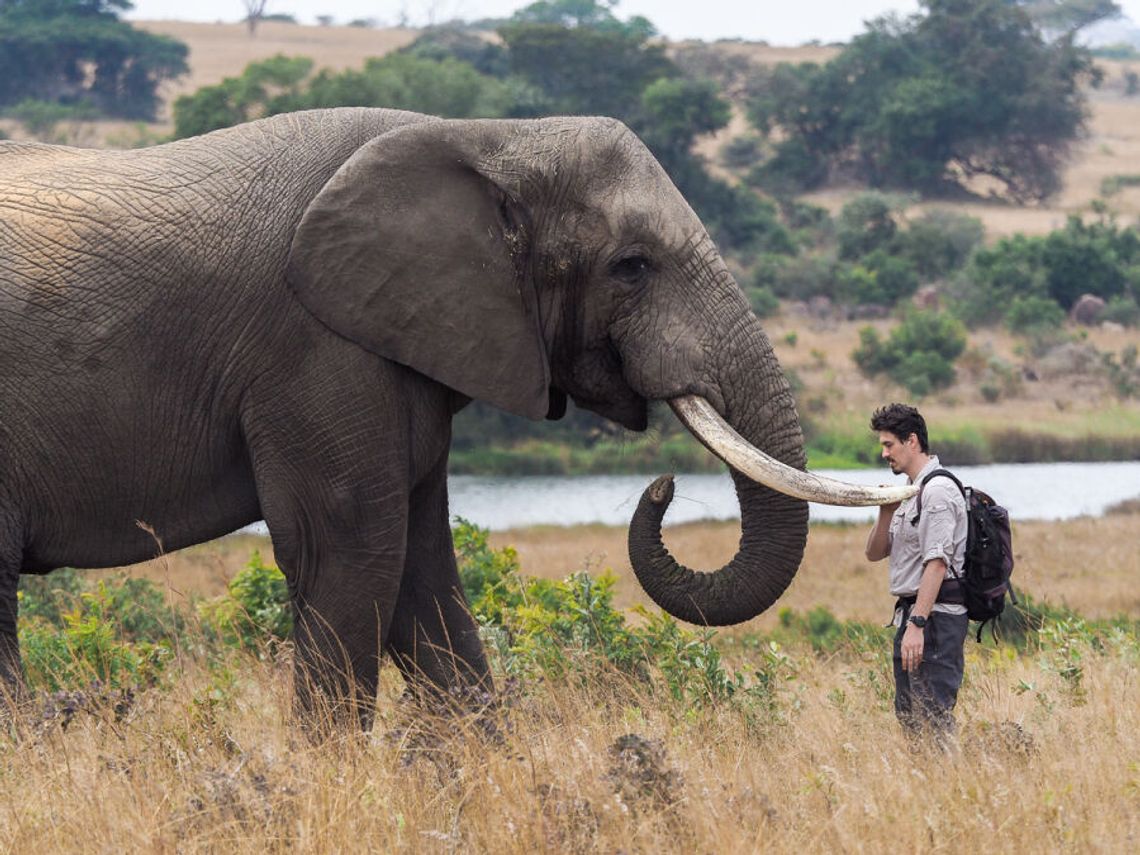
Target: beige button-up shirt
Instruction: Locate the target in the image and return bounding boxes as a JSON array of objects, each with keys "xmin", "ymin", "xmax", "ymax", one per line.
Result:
[{"xmin": 887, "ymin": 455, "xmax": 968, "ymax": 616}]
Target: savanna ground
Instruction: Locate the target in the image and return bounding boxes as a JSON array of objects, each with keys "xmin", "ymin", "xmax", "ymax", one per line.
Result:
[{"xmin": 4, "ymin": 506, "xmax": 1135, "ymax": 852}]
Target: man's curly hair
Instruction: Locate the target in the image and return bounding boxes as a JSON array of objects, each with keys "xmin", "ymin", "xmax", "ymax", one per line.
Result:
[{"xmin": 870, "ymin": 403, "xmax": 929, "ymax": 453}]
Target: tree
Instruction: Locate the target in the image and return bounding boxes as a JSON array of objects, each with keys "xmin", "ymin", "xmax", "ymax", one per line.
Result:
[
  {"xmin": 746, "ymin": 0, "xmax": 1104, "ymax": 201},
  {"xmin": 0, "ymin": 0, "xmax": 187, "ymax": 119},
  {"xmin": 1018, "ymin": 0, "xmax": 1120, "ymax": 38},
  {"xmin": 172, "ymin": 53, "xmax": 515, "ymax": 139},
  {"xmin": 243, "ymin": 0, "xmax": 270, "ymax": 37}
]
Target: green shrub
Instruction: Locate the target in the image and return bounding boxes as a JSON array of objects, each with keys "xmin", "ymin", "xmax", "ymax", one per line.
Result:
[
  {"xmin": 198, "ymin": 552, "xmax": 292, "ymax": 650},
  {"xmin": 895, "ymin": 209, "xmax": 984, "ymax": 280},
  {"xmin": 1005, "ymin": 294, "xmax": 1065, "ymax": 333},
  {"xmin": 753, "ymin": 252, "xmax": 838, "ymax": 301},
  {"xmin": 747, "ymin": 284, "xmax": 780, "ymax": 317},
  {"xmin": 836, "ymin": 192, "xmax": 901, "ymax": 261},
  {"xmin": 19, "ymin": 583, "xmax": 171, "ymax": 692},
  {"xmin": 852, "ymin": 310, "xmax": 967, "ymax": 396},
  {"xmin": 720, "ymin": 134, "xmax": 763, "ymax": 170},
  {"xmin": 1099, "ymin": 174, "xmax": 1140, "ymax": 196},
  {"xmin": 1101, "ymin": 294, "xmax": 1140, "ymax": 326},
  {"xmin": 453, "ymin": 520, "xmax": 773, "ymax": 707}
]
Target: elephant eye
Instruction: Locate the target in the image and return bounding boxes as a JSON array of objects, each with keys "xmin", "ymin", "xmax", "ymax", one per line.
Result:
[{"xmin": 610, "ymin": 254, "xmax": 652, "ymax": 284}]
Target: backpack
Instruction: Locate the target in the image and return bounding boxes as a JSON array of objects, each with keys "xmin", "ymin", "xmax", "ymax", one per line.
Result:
[{"xmin": 913, "ymin": 469, "xmax": 1016, "ymax": 641}]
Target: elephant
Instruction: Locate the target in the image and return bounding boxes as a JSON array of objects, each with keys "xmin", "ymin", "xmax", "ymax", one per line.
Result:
[{"xmin": 0, "ymin": 108, "xmax": 911, "ymax": 725}]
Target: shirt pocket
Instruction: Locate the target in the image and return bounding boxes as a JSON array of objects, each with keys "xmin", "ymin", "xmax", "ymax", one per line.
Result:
[{"xmin": 891, "ymin": 505, "xmax": 916, "ymax": 547}]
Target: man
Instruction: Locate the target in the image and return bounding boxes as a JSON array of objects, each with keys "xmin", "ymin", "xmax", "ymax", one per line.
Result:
[{"xmin": 864, "ymin": 403, "xmax": 968, "ymax": 741}]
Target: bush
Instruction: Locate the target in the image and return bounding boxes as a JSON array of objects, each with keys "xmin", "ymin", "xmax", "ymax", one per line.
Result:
[
  {"xmin": 453, "ymin": 519, "xmax": 774, "ymax": 706},
  {"xmin": 1100, "ymin": 294, "xmax": 1140, "ymax": 326},
  {"xmin": 19, "ymin": 583, "xmax": 172, "ymax": 692},
  {"xmin": 747, "ymin": 284, "xmax": 780, "ymax": 317},
  {"xmin": 753, "ymin": 252, "xmax": 838, "ymax": 301},
  {"xmin": 852, "ymin": 310, "xmax": 967, "ymax": 396},
  {"xmin": 836, "ymin": 193, "xmax": 900, "ymax": 261},
  {"xmin": 1005, "ymin": 294, "xmax": 1065, "ymax": 333},
  {"xmin": 198, "ymin": 552, "xmax": 292, "ymax": 650},
  {"xmin": 895, "ymin": 209, "xmax": 985, "ymax": 280}
]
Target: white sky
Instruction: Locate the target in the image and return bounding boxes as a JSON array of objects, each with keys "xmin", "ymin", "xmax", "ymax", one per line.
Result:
[{"xmin": 125, "ymin": 1, "xmax": 1140, "ymax": 46}]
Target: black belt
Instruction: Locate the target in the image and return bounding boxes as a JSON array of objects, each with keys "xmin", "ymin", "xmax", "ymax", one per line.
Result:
[{"xmin": 893, "ymin": 579, "xmax": 965, "ymax": 618}]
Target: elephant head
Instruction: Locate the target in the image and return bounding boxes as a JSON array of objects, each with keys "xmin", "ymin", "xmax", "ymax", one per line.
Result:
[{"xmin": 286, "ymin": 117, "xmax": 913, "ymax": 626}]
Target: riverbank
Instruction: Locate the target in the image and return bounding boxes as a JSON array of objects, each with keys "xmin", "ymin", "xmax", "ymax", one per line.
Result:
[
  {"xmin": 449, "ymin": 415, "xmax": 1140, "ymax": 474},
  {"xmin": 95, "ymin": 503, "xmax": 1140, "ymax": 623}
]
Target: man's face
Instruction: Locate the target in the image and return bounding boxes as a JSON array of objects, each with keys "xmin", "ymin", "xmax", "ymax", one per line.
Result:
[{"xmin": 879, "ymin": 431, "xmax": 917, "ymax": 475}]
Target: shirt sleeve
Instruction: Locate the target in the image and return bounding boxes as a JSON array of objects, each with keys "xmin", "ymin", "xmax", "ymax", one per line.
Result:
[{"xmin": 916, "ymin": 482, "xmax": 961, "ymax": 570}]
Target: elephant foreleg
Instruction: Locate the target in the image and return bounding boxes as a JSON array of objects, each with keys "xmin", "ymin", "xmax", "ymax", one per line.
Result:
[
  {"xmin": 248, "ymin": 425, "xmax": 411, "ymax": 731},
  {"xmin": 385, "ymin": 458, "xmax": 492, "ymax": 710}
]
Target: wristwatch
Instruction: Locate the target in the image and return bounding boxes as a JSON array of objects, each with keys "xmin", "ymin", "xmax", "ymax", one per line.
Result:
[{"xmin": 907, "ymin": 614, "xmax": 928, "ymax": 628}]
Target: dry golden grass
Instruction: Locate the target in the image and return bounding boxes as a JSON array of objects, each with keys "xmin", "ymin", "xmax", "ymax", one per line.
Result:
[
  {"xmin": 6, "ymin": 545, "xmax": 1140, "ymax": 850},
  {"xmin": 135, "ymin": 21, "xmax": 418, "ymax": 108},
  {"xmin": 6, "ymin": 510, "xmax": 1137, "ymax": 851}
]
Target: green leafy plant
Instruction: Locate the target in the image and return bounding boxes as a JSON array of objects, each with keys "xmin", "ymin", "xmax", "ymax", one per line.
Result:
[
  {"xmin": 198, "ymin": 551, "xmax": 292, "ymax": 651},
  {"xmin": 852, "ymin": 310, "xmax": 967, "ymax": 396},
  {"xmin": 19, "ymin": 583, "xmax": 171, "ymax": 692}
]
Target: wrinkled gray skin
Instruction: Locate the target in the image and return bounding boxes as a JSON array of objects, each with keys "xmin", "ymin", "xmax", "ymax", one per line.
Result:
[{"xmin": 0, "ymin": 108, "xmax": 807, "ymax": 725}]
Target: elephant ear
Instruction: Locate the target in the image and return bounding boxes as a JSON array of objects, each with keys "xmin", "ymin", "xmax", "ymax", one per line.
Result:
[{"xmin": 286, "ymin": 121, "xmax": 550, "ymax": 420}]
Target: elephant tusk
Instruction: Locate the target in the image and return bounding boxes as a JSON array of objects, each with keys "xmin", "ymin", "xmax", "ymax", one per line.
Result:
[{"xmin": 669, "ymin": 395, "xmax": 918, "ymax": 507}]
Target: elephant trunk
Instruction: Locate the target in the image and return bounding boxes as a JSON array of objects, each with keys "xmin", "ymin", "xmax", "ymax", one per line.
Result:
[
  {"xmin": 627, "ymin": 406, "xmax": 810, "ymax": 627},
  {"xmin": 627, "ymin": 309, "xmax": 910, "ymax": 626}
]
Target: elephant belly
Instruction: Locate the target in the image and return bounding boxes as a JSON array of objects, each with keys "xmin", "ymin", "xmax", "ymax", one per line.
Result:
[{"xmin": 19, "ymin": 438, "xmax": 262, "ymax": 573}]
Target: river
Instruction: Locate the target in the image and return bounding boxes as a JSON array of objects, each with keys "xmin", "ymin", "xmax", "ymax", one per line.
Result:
[
  {"xmin": 444, "ymin": 461, "xmax": 1140, "ymax": 530},
  {"xmin": 237, "ymin": 461, "xmax": 1139, "ymax": 534}
]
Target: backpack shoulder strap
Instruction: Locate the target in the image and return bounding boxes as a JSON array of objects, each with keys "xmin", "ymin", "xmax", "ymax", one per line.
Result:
[{"xmin": 911, "ymin": 468, "xmax": 966, "ymax": 526}]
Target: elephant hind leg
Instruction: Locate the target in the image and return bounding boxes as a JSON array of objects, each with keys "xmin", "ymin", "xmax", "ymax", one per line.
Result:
[{"xmin": 385, "ymin": 460, "xmax": 493, "ymax": 710}]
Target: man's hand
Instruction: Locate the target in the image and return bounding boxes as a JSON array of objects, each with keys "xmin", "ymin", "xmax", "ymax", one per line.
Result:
[{"xmin": 901, "ymin": 622, "xmax": 925, "ymax": 672}]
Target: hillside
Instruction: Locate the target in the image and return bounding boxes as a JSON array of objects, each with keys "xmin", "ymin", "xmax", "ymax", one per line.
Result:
[{"xmin": 127, "ymin": 21, "xmax": 1140, "ymax": 237}]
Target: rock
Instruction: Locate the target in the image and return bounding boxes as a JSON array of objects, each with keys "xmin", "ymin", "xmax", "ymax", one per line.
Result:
[
  {"xmin": 1069, "ymin": 293, "xmax": 1106, "ymax": 325},
  {"xmin": 913, "ymin": 284, "xmax": 940, "ymax": 311},
  {"xmin": 808, "ymin": 295, "xmax": 834, "ymax": 320},
  {"xmin": 1037, "ymin": 342, "xmax": 1100, "ymax": 378},
  {"xmin": 1101, "ymin": 320, "xmax": 1125, "ymax": 333}
]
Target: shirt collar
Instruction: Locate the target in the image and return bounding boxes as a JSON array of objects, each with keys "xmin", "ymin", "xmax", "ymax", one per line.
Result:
[{"xmin": 910, "ymin": 454, "xmax": 941, "ymax": 485}]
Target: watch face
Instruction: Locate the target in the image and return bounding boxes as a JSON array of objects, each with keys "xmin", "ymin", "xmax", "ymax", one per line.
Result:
[{"xmin": 909, "ymin": 615, "xmax": 927, "ymax": 627}]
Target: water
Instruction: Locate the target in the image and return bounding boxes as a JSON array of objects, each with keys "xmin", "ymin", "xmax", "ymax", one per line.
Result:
[
  {"xmin": 240, "ymin": 461, "xmax": 1140, "ymax": 534},
  {"xmin": 447, "ymin": 461, "xmax": 1140, "ymax": 530}
]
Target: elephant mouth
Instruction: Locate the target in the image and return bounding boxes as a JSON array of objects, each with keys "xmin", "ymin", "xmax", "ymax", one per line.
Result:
[{"xmin": 671, "ymin": 395, "xmax": 917, "ymax": 506}]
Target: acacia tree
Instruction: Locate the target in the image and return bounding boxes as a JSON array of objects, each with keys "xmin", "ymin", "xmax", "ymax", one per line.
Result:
[
  {"xmin": 0, "ymin": 0, "xmax": 187, "ymax": 119},
  {"xmin": 746, "ymin": 0, "xmax": 1111, "ymax": 201},
  {"xmin": 242, "ymin": 0, "xmax": 270, "ymax": 37}
]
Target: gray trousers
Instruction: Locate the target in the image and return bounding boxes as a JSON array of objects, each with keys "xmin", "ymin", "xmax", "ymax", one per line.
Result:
[{"xmin": 893, "ymin": 608, "xmax": 968, "ymax": 736}]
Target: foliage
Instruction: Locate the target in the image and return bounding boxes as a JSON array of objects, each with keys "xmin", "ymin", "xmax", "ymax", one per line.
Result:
[
  {"xmin": 19, "ymin": 582, "xmax": 171, "ymax": 691},
  {"xmin": 745, "ymin": 0, "xmax": 1101, "ymax": 200},
  {"xmin": 853, "ymin": 310, "xmax": 967, "ymax": 396},
  {"xmin": 172, "ymin": 54, "xmax": 315, "ymax": 138},
  {"xmin": 454, "ymin": 519, "xmax": 772, "ymax": 706},
  {"xmin": 0, "ymin": 0, "xmax": 188, "ymax": 120},
  {"xmin": 1005, "ymin": 293, "xmax": 1066, "ymax": 333},
  {"xmin": 955, "ymin": 214, "xmax": 1140, "ymax": 326},
  {"xmin": 1100, "ymin": 294, "xmax": 1140, "ymax": 326},
  {"xmin": 198, "ymin": 551, "xmax": 292, "ymax": 650},
  {"xmin": 173, "ymin": 52, "xmax": 514, "ymax": 139},
  {"xmin": 894, "ymin": 209, "xmax": 985, "ymax": 279},
  {"xmin": 1099, "ymin": 173, "xmax": 1140, "ymax": 196}
]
